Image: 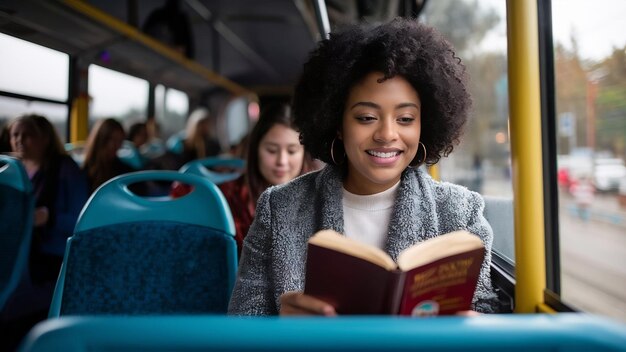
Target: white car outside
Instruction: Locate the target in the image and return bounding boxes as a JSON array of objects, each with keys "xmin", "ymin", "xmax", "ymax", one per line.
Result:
[{"xmin": 593, "ymin": 158, "xmax": 626, "ymax": 192}]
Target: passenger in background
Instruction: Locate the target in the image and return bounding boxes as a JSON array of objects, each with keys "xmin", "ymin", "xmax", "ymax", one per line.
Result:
[
  {"xmin": 142, "ymin": 119, "xmax": 179, "ymax": 170},
  {"xmin": 128, "ymin": 122, "xmax": 149, "ymax": 150},
  {"xmin": 569, "ymin": 176, "xmax": 595, "ymax": 222},
  {"xmin": 8, "ymin": 114, "xmax": 88, "ymax": 284},
  {"xmin": 146, "ymin": 118, "xmax": 161, "ymax": 143},
  {"xmin": 142, "ymin": 119, "xmax": 166, "ymax": 158},
  {"xmin": 83, "ymin": 118, "xmax": 134, "ymax": 192},
  {"xmin": 218, "ymin": 103, "xmax": 316, "ymax": 257},
  {"xmin": 181, "ymin": 107, "xmax": 221, "ymax": 164}
]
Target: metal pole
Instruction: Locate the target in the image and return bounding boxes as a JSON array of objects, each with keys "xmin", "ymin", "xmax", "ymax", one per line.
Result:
[
  {"xmin": 507, "ymin": 0, "xmax": 546, "ymax": 313},
  {"xmin": 313, "ymin": 0, "xmax": 331, "ymax": 40}
]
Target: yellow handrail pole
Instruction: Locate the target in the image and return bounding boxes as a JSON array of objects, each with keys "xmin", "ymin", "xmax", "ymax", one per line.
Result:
[
  {"xmin": 506, "ymin": 0, "xmax": 546, "ymax": 313},
  {"xmin": 70, "ymin": 93, "xmax": 89, "ymax": 143},
  {"xmin": 428, "ymin": 164, "xmax": 440, "ymax": 181}
]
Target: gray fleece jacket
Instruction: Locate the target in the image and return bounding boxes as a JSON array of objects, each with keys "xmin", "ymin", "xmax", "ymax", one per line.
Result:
[{"xmin": 228, "ymin": 165, "xmax": 498, "ymax": 315}]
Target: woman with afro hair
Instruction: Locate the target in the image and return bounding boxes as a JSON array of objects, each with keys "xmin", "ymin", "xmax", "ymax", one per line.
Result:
[{"xmin": 228, "ymin": 18, "xmax": 498, "ymax": 316}]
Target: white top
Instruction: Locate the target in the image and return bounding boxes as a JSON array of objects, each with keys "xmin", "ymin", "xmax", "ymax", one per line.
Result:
[{"xmin": 342, "ymin": 181, "xmax": 400, "ymax": 249}]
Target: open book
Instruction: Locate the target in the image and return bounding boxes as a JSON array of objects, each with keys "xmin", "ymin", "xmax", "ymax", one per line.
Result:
[{"xmin": 304, "ymin": 229, "xmax": 485, "ymax": 316}]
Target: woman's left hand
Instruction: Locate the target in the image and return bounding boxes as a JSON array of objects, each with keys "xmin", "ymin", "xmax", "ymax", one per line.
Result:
[
  {"xmin": 279, "ymin": 291, "xmax": 337, "ymax": 316},
  {"xmin": 455, "ymin": 310, "xmax": 482, "ymax": 317}
]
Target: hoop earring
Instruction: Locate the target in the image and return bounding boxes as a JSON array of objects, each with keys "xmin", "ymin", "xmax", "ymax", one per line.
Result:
[
  {"xmin": 330, "ymin": 137, "xmax": 345, "ymax": 165},
  {"xmin": 408, "ymin": 142, "xmax": 427, "ymax": 168}
]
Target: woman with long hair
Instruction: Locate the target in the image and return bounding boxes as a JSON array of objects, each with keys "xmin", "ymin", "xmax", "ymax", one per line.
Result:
[
  {"xmin": 8, "ymin": 114, "xmax": 88, "ymax": 283},
  {"xmin": 181, "ymin": 108, "xmax": 221, "ymax": 164},
  {"xmin": 83, "ymin": 118, "xmax": 134, "ymax": 192},
  {"xmin": 219, "ymin": 103, "xmax": 316, "ymax": 256}
]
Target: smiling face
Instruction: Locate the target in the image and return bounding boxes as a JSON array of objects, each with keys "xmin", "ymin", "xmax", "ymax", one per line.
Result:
[
  {"xmin": 341, "ymin": 72, "xmax": 422, "ymax": 195},
  {"xmin": 258, "ymin": 123, "xmax": 305, "ymax": 186}
]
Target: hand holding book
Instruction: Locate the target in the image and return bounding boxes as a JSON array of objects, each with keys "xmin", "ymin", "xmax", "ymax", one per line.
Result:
[{"xmin": 279, "ymin": 291, "xmax": 337, "ymax": 316}]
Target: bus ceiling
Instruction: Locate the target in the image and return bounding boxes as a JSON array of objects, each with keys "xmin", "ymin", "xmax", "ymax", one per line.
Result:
[{"xmin": 0, "ymin": 0, "xmax": 428, "ymax": 99}]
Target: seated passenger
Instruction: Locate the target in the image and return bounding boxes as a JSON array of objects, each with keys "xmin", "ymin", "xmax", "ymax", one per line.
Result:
[
  {"xmin": 228, "ymin": 19, "xmax": 498, "ymax": 316},
  {"xmin": 83, "ymin": 118, "xmax": 134, "ymax": 192},
  {"xmin": 141, "ymin": 119, "xmax": 167, "ymax": 158},
  {"xmin": 8, "ymin": 114, "xmax": 89, "ymax": 283},
  {"xmin": 141, "ymin": 119, "xmax": 182, "ymax": 171},
  {"xmin": 128, "ymin": 122, "xmax": 149, "ymax": 150},
  {"xmin": 181, "ymin": 108, "xmax": 222, "ymax": 164},
  {"xmin": 218, "ymin": 103, "xmax": 316, "ymax": 257}
]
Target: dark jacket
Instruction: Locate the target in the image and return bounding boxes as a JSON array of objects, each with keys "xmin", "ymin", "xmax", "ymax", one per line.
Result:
[{"xmin": 32, "ymin": 155, "xmax": 89, "ymax": 257}]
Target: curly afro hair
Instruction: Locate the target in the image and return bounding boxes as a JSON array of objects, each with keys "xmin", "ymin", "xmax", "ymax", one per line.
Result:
[{"xmin": 292, "ymin": 18, "xmax": 472, "ymax": 167}]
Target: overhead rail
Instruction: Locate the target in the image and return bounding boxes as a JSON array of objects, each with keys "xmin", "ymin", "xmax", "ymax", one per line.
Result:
[{"xmin": 62, "ymin": 0, "xmax": 251, "ymax": 96}]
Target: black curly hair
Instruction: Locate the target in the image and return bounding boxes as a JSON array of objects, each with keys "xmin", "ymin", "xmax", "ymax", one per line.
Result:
[{"xmin": 292, "ymin": 18, "xmax": 472, "ymax": 167}]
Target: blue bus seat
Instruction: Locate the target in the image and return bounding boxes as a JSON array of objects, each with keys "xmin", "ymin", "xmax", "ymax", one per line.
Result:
[
  {"xmin": 19, "ymin": 314, "xmax": 626, "ymax": 352},
  {"xmin": 0, "ymin": 155, "xmax": 34, "ymax": 312},
  {"xmin": 48, "ymin": 171, "xmax": 237, "ymax": 317},
  {"xmin": 483, "ymin": 195, "xmax": 515, "ymax": 262},
  {"xmin": 166, "ymin": 131, "xmax": 185, "ymax": 155},
  {"xmin": 139, "ymin": 139, "xmax": 166, "ymax": 159},
  {"xmin": 117, "ymin": 140, "xmax": 145, "ymax": 170},
  {"xmin": 180, "ymin": 157, "xmax": 245, "ymax": 185}
]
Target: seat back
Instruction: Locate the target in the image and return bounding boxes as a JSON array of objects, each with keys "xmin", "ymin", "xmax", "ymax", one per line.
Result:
[
  {"xmin": 180, "ymin": 157, "xmax": 245, "ymax": 185},
  {"xmin": 482, "ymin": 195, "xmax": 515, "ymax": 262},
  {"xmin": 0, "ymin": 155, "xmax": 34, "ymax": 311},
  {"xmin": 19, "ymin": 314, "xmax": 626, "ymax": 352},
  {"xmin": 49, "ymin": 171, "xmax": 237, "ymax": 316},
  {"xmin": 139, "ymin": 139, "xmax": 166, "ymax": 159},
  {"xmin": 166, "ymin": 131, "xmax": 185, "ymax": 155},
  {"xmin": 117, "ymin": 140, "xmax": 144, "ymax": 170}
]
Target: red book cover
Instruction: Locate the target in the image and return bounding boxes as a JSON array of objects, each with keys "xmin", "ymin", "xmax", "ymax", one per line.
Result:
[
  {"xmin": 396, "ymin": 247, "xmax": 485, "ymax": 316},
  {"xmin": 304, "ymin": 245, "xmax": 398, "ymax": 314},
  {"xmin": 304, "ymin": 230, "xmax": 485, "ymax": 315}
]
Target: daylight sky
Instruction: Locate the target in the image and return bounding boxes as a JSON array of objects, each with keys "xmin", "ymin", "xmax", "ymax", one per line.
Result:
[
  {"xmin": 479, "ymin": 0, "xmax": 626, "ymax": 61},
  {"xmin": 1, "ymin": 0, "xmax": 624, "ymax": 117}
]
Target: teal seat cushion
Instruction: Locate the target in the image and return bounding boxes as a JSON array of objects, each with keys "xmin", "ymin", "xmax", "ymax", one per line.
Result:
[
  {"xmin": 60, "ymin": 221, "xmax": 232, "ymax": 315},
  {"xmin": 0, "ymin": 186, "xmax": 30, "ymax": 287}
]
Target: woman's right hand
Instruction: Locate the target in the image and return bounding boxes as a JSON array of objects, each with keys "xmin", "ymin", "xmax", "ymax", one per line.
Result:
[{"xmin": 279, "ymin": 291, "xmax": 337, "ymax": 316}]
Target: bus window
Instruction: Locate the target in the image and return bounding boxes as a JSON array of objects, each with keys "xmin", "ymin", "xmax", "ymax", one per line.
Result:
[
  {"xmin": 0, "ymin": 32, "xmax": 69, "ymax": 140},
  {"xmin": 552, "ymin": 0, "xmax": 626, "ymax": 323},
  {"xmin": 0, "ymin": 32, "xmax": 69, "ymax": 101},
  {"xmin": 155, "ymin": 84, "xmax": 188, "ymax": 140},
  {"xmin": 223, "ymin": 96, "xmax": 253, "ymax": 154},
  {"xmin": 0, "ymin": 95, "xmax": 68, "ymax": 141},
  {"xmin": 88, "ymin": 64, "xmax": 149, "ymax": 127},
  {"xmin": 420, "ymin": 0, "xmax": 514, "ymax": 263}
]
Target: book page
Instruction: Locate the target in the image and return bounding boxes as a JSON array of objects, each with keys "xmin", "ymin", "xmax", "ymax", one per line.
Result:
[
  {"xmin": 396, "ymin": 230, "xmax": 484, "ymax": 271},
  {"xmin": 308, "ymin": 230, "xmax": 397, "ymax": 270}
]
